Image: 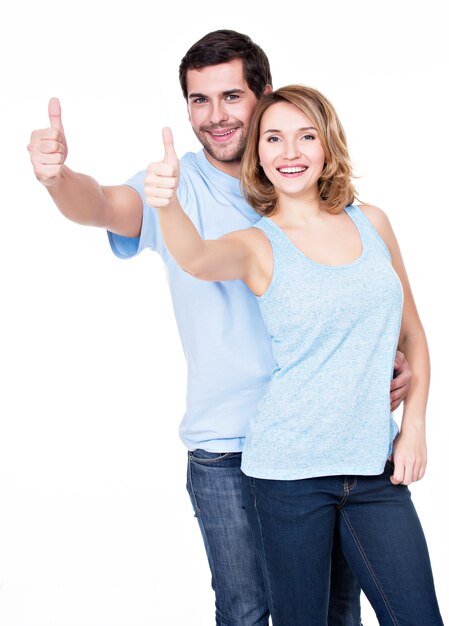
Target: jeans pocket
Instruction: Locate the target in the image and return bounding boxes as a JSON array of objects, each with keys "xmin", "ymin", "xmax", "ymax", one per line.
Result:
[{"xmin": 188, "ymin": 449, "xmax": 240, "ymax": 465}]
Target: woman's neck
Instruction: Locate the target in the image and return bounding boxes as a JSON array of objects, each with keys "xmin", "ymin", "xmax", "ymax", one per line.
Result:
[{"xmin": 271, "ymin": 191, "xmax": 323, "ymax": 227}]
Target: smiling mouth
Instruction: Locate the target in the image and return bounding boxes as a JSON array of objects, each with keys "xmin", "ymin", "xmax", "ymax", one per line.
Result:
[
  {"xmin": 277, "ymin": 166, "xmax": 308, "ymax": 174},
  {"xmin": 206, "ymin": 128, "xmax": 239, "ymax": 142}
]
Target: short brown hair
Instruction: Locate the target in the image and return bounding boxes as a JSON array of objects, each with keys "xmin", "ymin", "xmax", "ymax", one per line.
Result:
[
  {"xmin": 179, "ymin": 30, "xmax": 272, "ymax": 100},
  {"xmin": 241, "ymin": 85, "xmax": 357, "ymax": 216}
]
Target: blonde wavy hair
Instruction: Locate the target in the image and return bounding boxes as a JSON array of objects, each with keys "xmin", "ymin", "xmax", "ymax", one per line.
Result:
[{"xmin": 241, "ymin": 85, "xmax": 357, "ymax": 216}]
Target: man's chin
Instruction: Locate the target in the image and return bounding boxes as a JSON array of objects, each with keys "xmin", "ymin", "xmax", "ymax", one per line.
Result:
[{"xmin": 203, "ymin": 142, "xmax": 245, "ymax": 164}]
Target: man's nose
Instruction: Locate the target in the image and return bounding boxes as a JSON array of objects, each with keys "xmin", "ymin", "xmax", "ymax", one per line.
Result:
[{"xmin": 210, "ymin": 101, "xmax": 229, "ymax": 125}]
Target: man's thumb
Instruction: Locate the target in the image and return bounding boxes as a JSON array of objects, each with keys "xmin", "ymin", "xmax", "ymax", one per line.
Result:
[
  {"xmin": 48, "ymin": 97, "xmax": 64, "ymax": 131},
  {"xmin": 162, "ymin": 127, "xmax": 178, "ymax": 165}
]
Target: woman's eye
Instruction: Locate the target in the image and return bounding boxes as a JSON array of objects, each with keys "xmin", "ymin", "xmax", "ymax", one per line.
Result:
[
  {"xmin": 267, "ymin": 136, "xmax": 281, "ymax": 143},
  {"xmin": 302, "ymin": 134, "xmax": 315, "ymax": 140}
]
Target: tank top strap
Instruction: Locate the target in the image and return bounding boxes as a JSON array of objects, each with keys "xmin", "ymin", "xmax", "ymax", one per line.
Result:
[
  {"xmin": 252, "ymin": 216, "xmax": 298, "ymax": 258},
  {"xmin": 344, "ymin": 204, "xmax": 392, "ymax": 260}
]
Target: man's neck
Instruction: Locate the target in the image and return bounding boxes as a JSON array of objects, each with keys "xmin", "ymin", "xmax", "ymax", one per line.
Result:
[{"xmin": 203, "ymin": 150, "xmax": 242, "ymax": 179}]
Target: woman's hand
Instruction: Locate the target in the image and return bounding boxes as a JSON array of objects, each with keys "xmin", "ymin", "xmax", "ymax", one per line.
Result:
[
  {"xmin": 390, "ymin": 425, "xmax": 427, "ymax": 485},
  {"xmin": 144, "ymin": 127, "xmax": 179, "ymax": 209}
]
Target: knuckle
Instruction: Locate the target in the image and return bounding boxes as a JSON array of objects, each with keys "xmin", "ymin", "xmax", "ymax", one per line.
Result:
[{"xmin": 31, "ymin": 129, "xmax": 42, "ymax": 141}]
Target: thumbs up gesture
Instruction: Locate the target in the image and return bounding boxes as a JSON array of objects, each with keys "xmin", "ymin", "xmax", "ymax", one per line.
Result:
[
  {"xmin": 28, "ymin": 98, "xmax": 68, "ymax": 187},
  {"xmin": 144, "ymin": 128, "xmax": 180, "ymax": 209}
]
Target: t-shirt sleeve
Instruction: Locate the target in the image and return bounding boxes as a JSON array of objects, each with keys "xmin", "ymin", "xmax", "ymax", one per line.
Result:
[
  {"xmin": 107, "ymin": 169, "xmax": 164, "ymax": 259},
  {"xmin": 107, "ymin": 167, "xmax": 190, "ymax": 260}
]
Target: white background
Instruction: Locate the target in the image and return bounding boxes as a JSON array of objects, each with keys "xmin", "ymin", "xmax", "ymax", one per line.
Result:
[{"xmin": 1, "ymin": 0, "xmax": 448, "ymax": 624}]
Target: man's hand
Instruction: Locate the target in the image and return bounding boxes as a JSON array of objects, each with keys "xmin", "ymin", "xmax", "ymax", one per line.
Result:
[
  {"xmin": 144, "ymin": 127, "xmax": 179, "ymax": 209},
  {"xmin": 390, "ymin": 350, "xmax": 412, "ymax": 411},
  {"xmin": 28, "ymin": 98, "xmax": 68, "ymax": 187}
]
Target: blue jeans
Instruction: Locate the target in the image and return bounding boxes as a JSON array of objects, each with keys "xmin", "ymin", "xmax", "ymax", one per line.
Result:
[
  {"xmin": 187, "ymin": 449, "xmax": 362, "ymax": 626},
  {"xmin": 242, "ymin": 461, "xmax": 444, "ymax": 626}
]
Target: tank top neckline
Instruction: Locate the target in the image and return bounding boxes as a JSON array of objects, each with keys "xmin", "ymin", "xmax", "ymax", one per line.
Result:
[{"xmin": 261, "ymin": 205, "xmax": 368, "ymax": 270}]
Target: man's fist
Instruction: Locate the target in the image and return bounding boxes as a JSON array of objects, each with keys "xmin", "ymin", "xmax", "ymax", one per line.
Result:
[
  {"xmin": 144, "ymin": 127, "xmax": 179, "ymax": 209},
  {"xmin": 28, "ymin": 98, "xmax": 68, "ymax": 187}
]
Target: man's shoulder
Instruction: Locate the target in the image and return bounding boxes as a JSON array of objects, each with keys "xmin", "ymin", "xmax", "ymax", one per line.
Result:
[
  {"xmin": 179, "ymin": 150, "xmax": 200, "ymax": 172},
  {"xmin": 178, "ymin": 150, "xmax": 240, "ymax": 194}
]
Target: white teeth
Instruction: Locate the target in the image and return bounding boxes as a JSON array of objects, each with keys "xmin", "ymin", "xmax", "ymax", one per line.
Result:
[
  {"xmin": 278, "ymin": 166, "xmax": 307, "ymax": 174},
  {"xmin": 211, "ymin": 129, "xmax": 236, "ymax": 137}
]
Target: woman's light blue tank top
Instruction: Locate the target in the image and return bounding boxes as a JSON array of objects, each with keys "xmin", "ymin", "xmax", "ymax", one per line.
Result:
[{"xmin": 240, "ymin": 205, "xmax": 404, "ymax": 480}]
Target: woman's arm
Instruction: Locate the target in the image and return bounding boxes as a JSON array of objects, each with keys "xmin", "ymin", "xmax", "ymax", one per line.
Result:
[
  {"xmin": 360, "ymin": 204, "xmax": 430, "ymax": 486},
  {"xmin": 144, "ymin": 128, "xmax": 263, "ymax": 286}
]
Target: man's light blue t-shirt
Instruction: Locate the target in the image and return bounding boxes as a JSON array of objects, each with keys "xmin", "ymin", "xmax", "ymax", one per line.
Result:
[{"xmin": 108, "ymin": 150, "xmax": 275, "ymax": 452}]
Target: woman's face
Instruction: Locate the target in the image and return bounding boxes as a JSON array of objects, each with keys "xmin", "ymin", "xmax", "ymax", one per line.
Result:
[{"xmin": 258, "ymin": 101, "xmax": 325, "ymax": 202}]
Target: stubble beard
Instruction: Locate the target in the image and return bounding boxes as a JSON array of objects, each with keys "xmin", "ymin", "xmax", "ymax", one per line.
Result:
[{"xmin": 193, "ymin": 125, "xmax": 247, "ymax": 164}]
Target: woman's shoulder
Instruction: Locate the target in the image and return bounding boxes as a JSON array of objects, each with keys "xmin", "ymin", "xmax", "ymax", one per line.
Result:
[
  {"xmin": 219, "ymin": 223, "xmax": 273, "ymax": 255},
  {"xmin": 356, "ymin": 203, "xmax": 396, "ymax": 254},
  {"xmin": 357, "ymin": 203, "xmax": 389, "ymax": 225}
]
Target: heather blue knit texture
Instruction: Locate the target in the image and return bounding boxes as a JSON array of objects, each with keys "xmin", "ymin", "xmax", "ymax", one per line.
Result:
[{"xmin": 241, "ymin": 205, "xmax": 404, "ymax": 480}]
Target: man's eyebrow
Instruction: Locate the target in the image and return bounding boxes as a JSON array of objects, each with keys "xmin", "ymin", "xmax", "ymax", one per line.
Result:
[
  {"xmin": 188, "ymin": 92, "xmax": 207, "ymax": 99},
  {"xmin": 262, "ymin": 126, "xmax": 318, "ymax": 135},
  {"xmin": 222, "ymin": 89, "xmax": 245, "ymax": 96},
  {"xmin": 188, "ymin": 89, "xmax": 245, "ymax": 99}
]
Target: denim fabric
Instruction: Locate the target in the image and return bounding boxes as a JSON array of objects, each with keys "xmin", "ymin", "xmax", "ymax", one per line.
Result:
[
  {"xmin": 187, "ymin": 450, "xmax": 362, "ymax": 626},
  {"xmin": 242, "ymin": 462, "xmax": 443, "ymax": 626}
]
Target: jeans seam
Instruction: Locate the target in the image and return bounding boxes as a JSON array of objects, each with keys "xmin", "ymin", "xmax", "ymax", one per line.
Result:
[
  {"xmin": 251, "ymin": 479, "xmax": 276, "ymax": 622},
  {"xmin": 340, "ymin": 508, "xmax": 399, "ymax": 626},
  {"xmin": 337, "ymin": 477, "xmax": 358, "ymax": 510}
]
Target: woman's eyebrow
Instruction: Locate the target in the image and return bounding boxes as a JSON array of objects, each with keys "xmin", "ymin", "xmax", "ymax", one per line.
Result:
[{"xmin": 262, "ymin": 126, "xmax": 317, "ymax": 135}]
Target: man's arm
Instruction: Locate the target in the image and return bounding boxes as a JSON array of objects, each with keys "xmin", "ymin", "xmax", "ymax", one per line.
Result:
[{"xmin": 28, "ymin": 98, "xmax": 143, "ymax": 238}]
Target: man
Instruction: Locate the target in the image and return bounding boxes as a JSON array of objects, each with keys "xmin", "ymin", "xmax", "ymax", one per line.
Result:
[{"xmin": 28, "ymin": 29, "xmax": 411, "ymax": 626}]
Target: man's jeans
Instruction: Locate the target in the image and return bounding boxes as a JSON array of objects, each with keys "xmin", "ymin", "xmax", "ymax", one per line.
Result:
[
  {"xmin": 242, "ymin": 461, "xmax": 444, "ymax": 626},
  {"xmin": 187, "ymin": 449, "xmax": 362, "ymax": 626}
]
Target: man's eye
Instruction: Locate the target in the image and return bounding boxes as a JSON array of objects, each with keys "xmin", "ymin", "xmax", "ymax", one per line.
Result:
[
  {"xmin": 226, "ymin": 94, "xmax": 239, "ymax": 101},
  {"xmin": 194, "ymin": 98, "xmax": 207, "ymax": 104}
]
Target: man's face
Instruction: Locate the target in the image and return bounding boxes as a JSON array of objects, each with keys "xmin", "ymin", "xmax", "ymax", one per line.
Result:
[{"xmin": 186, "ymin": 58, "xmax": 260, "ymax": 174}]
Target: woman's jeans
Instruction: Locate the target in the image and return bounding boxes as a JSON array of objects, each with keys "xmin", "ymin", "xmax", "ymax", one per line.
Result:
[
  {"xmin": 242, "ymin": 461, "xmax": 444, "ymax": 626},
  {"xmin": 187, "ymin": 449, "xmax": 362, "ymax": 626}
]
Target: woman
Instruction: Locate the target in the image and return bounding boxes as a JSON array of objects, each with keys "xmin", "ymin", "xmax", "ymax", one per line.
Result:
[{"xmin": 145, "ymin": 85, "xmax": 443, "ymax": 625}]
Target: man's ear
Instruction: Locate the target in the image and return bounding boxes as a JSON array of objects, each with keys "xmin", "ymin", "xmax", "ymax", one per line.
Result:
[{"xmin": 263, "ymin": 84, "xmax": 273, "ymax": 95}]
